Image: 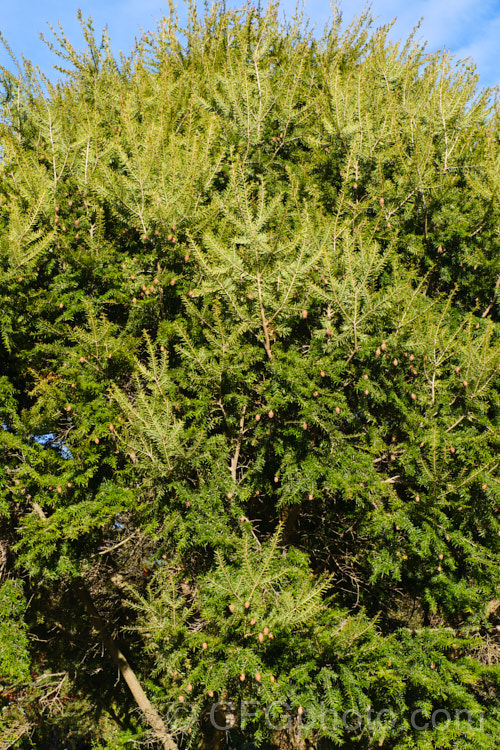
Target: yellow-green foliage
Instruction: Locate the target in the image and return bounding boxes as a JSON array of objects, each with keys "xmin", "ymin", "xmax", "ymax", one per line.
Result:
[{"xmin": 1, "ymin": 2, "xmax": 500, "ymax": 748}]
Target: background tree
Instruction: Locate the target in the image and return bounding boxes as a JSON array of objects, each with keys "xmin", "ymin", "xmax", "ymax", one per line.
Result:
[{"xmin": 1, "ymin": 1, "xmax": 500, "ymax": 748}]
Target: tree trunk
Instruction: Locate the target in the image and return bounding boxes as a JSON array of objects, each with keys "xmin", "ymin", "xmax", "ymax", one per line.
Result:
[
  {"xmin": 32, "ymin": 502, "xmax": 176, "ymax": 750},
  {"xmin": 72, "ymin": 579, "xmax": 177, "ymax": 750}
]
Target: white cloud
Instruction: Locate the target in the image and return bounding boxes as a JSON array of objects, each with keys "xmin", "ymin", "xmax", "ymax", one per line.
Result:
[
  {"xmin": 453, "ymin": 11, "xmax": 500, "ymax": 89},
  {"xmin": 1, "ymin": 0, "xmax": 498, "ymax": 88},
  {"xmin": 295, "ymin": 0, "xmax": 500, "ymax": 89}
]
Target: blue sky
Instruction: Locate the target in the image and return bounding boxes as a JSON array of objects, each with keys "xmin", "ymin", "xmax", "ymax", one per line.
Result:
[{"xmin": 0, "ymin": 1, "xmax": 499, "ymax": 90}]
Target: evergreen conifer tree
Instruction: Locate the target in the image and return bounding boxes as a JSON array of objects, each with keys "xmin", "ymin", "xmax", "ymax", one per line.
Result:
[{"xmin": 1, "ymin": 2, "xmax": 500, "ymax": 748}]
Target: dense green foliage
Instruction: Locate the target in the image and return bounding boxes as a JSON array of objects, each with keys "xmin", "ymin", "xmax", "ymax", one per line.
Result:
[{"xmin": 1, "ymin": 2, "xmax": 500, "ymax": 748}]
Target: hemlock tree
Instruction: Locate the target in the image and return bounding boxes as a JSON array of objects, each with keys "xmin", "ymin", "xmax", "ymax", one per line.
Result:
[{"xmin": 1, "ymin": 1, "xmax": 500, "ymax": 748}]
